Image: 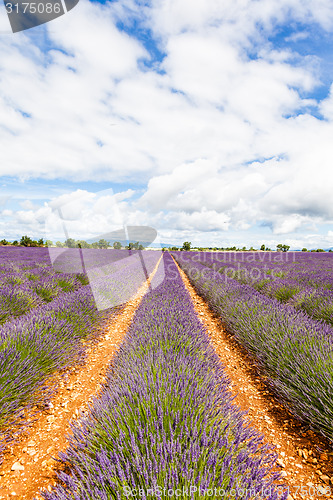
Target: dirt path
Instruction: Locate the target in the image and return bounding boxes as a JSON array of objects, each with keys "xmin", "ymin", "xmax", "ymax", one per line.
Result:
[
  {"xmin": 175, "ymin": 259, "xmax": 333, "ymax": 500},
  {"xmin": 0, "ymin": 256, "xmax": 162, "ymax": 500}
]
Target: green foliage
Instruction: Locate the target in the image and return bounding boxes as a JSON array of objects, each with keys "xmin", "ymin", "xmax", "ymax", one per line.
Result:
[
  {"xmin": 277, "ymin": 244, "xmax": 290, "ymax": 252},
  {"xmin": 97, "ymin": 239, "xmax": 109, "ymax": 249},
  {"xmin": 64, "ymin": 238, "xmax": 76, "ymax": 248},
  {"xmin": 182, "ymin": 241, "xmax": 191, "ymax": 251},
  {"xmin": 113, "ymin": 241, "xmax": 122, "ymax": 250},
  {"xmin": 76, "ymin": 273, "xmax": 90, "ymax": 286},
  {"xmin": 126, "ymin": 241, "xmax": 144, "ymax": 250}
]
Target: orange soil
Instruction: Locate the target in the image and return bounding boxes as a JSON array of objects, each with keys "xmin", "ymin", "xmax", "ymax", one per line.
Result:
[{"xmin": 0, "ymin": 256, "xmax": 162, "ymax": 500}]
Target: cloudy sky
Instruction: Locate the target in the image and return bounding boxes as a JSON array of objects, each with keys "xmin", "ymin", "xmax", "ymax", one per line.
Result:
[{"xmin": 1, "ymin": 0, "xmax": 333, "ymax": 249}]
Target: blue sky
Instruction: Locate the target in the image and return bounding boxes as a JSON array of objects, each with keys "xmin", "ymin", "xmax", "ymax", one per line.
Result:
[{"xmin": 1, "ymin": 0, "xmax": 333, "ymax": 249}]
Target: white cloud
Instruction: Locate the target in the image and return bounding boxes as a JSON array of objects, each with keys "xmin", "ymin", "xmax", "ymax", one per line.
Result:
[{"xmin": 1, "ymin": 0, "xmax": 333, "ymax": 246}]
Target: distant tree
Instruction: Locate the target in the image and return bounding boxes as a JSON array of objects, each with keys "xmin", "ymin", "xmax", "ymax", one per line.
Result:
[
  {"xmin": 64, "ymin": 238, "xmax": 76, "ymax": 248},
  {"xmin": 20, "ymin": 235, "xmax": 33, "ymax": 247},
  {"xmin": 329, "ymin": 249, "xmax": 333, "ymax": 253},
  {"xmin": 38, "ymin": 238, "xmax": 44, "ymax": 247},
  {"xmin": 277, "ymin": 244, "xmax": 290, "ymax": 252},
  {"xmin": 76, "ymin": 240, "xmax": 90, "ymax": 249},
  {"xmin": 97, "ymin": 239, "xmax": 109, "ymax": 249},
  {"xmin": 260, "ymin": 244, "xmax": 265, "ymax": 251},
  {"xmin": 113, "ymin": 241, "xmax": 122, "ymax": 250},
  {"xmin": 55, "ymin": 241, "xmax": 63, "ymax": 247},
  {"xmin": 170, "ymin": 246, "xmax": 179, "ymax": 251},
  {"xmin": 162, "ymin": 247, "xmax": 167, "ymax": 252},
  {"xmin": 182, "ymin": 241, "xmax": 191, "ymax": 251},
  {"xmin": 45, "ymin": 240, "xmax": 53, "ymax": 247},
  {"xmin": 316, "ymin": 248, "xmax": 325, "ymax": 252},
  {"xmin": 0, "ymin": 239, "xmax": 8, "ymax": 245},
  {"xmin": 265, "ymin": 247, "xmax": 271, "ymax": 251},
  {"xmin": 12, "ymin": 240, "xmax": 18, "ymax": 246},
  {"xmin": 302, "ymin": 248, "xmax": 308, "ymax": 252}
]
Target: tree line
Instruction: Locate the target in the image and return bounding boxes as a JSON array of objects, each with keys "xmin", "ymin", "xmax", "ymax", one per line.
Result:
[{"xmin": 0, "ymin": 236, "xmax": 145, "ymax": 250}]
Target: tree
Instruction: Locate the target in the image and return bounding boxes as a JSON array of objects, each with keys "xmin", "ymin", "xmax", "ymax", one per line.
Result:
[
  {"xmin": 76, "ymin": 240, "xmax": 90, "ymax": 248},
  {"xmin": 302, "ymin": 248, "xmax": 307, "ymax": 252},
  {"xmin": 277, "ymin": 244, "xmax": 290, "ymax": 252},
  {"xmin": 45, "ymin": 240, "xmax": 53, "ymax": 247},
  {"xmin": 64, "ymin": 238, "xmax": 76, "ymax": 248},
  {"xmin": 0, "ymin": 239, "xmax": 8, "ymax": 245},
  {"xmin": 260, "ymin": 244, "xmax": 265, "ymax": 251},
  {"xmin": 56, "ymin": 241, "xmax": 63, "ymax": 247},
  {"xmin": 38, "ymin": 238, "xmax": 44, "ymax": 247},
  {"xmin": 182, "ymin": 241, "xmax": 191, "ymax": 251},
  {"xmin": 97, "ymin": 239, "xmax": 109, "ymax": 249},
  {"xmin": 12, "ymin": 240, "xmax": 18, "ymax": 246},
  {"xmin": 113, "ymin": 241, "xmax": 122, "ymax": 250},
  {"xmin": 20, "ymin": 235, "xmax": 33, "ymax": 247}
]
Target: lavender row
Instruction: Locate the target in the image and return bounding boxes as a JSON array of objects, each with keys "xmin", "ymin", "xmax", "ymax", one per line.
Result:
[
  {"xmin": 0, "ymin": 247, "xmax": 88, "ymax": 324},
  {"xmin": 0, "ymin": 247, "xmax": 159, "ymax": 324},
  {"xmin": 173, "ymin": 253, "xmax": 333, "ymax": 444},
  {"xmin": 179, "ymin": 251, "xmax": 333, "ymax": 328},
  {"xmin": 0, "ymin": 285, "xmax": 119, "ymax": 461},
  {"xmin": 42, "ymin": 253, "xmax": 283, "ymax": 500}
]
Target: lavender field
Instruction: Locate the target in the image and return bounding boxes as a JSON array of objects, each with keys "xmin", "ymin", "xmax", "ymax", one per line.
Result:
[
  {"xmin": 174, "ymin": 251, "xmax": 333, "ymax": 443},
  {"xmin": 41, "ymin": 254, "xmax": 284, "ymax": 500},
  {"xmin": 1, "ymin": 247, "xmax": 333, "ymax": 498},
  {"xmin": 0, "ymin": 247, "xmax": 160, "ymax": 461}
]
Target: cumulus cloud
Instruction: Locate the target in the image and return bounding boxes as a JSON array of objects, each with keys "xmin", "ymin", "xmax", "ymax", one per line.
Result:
[{"xmin": 1, "ymin": 0, "xmax": 333, "ymax": 247}]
